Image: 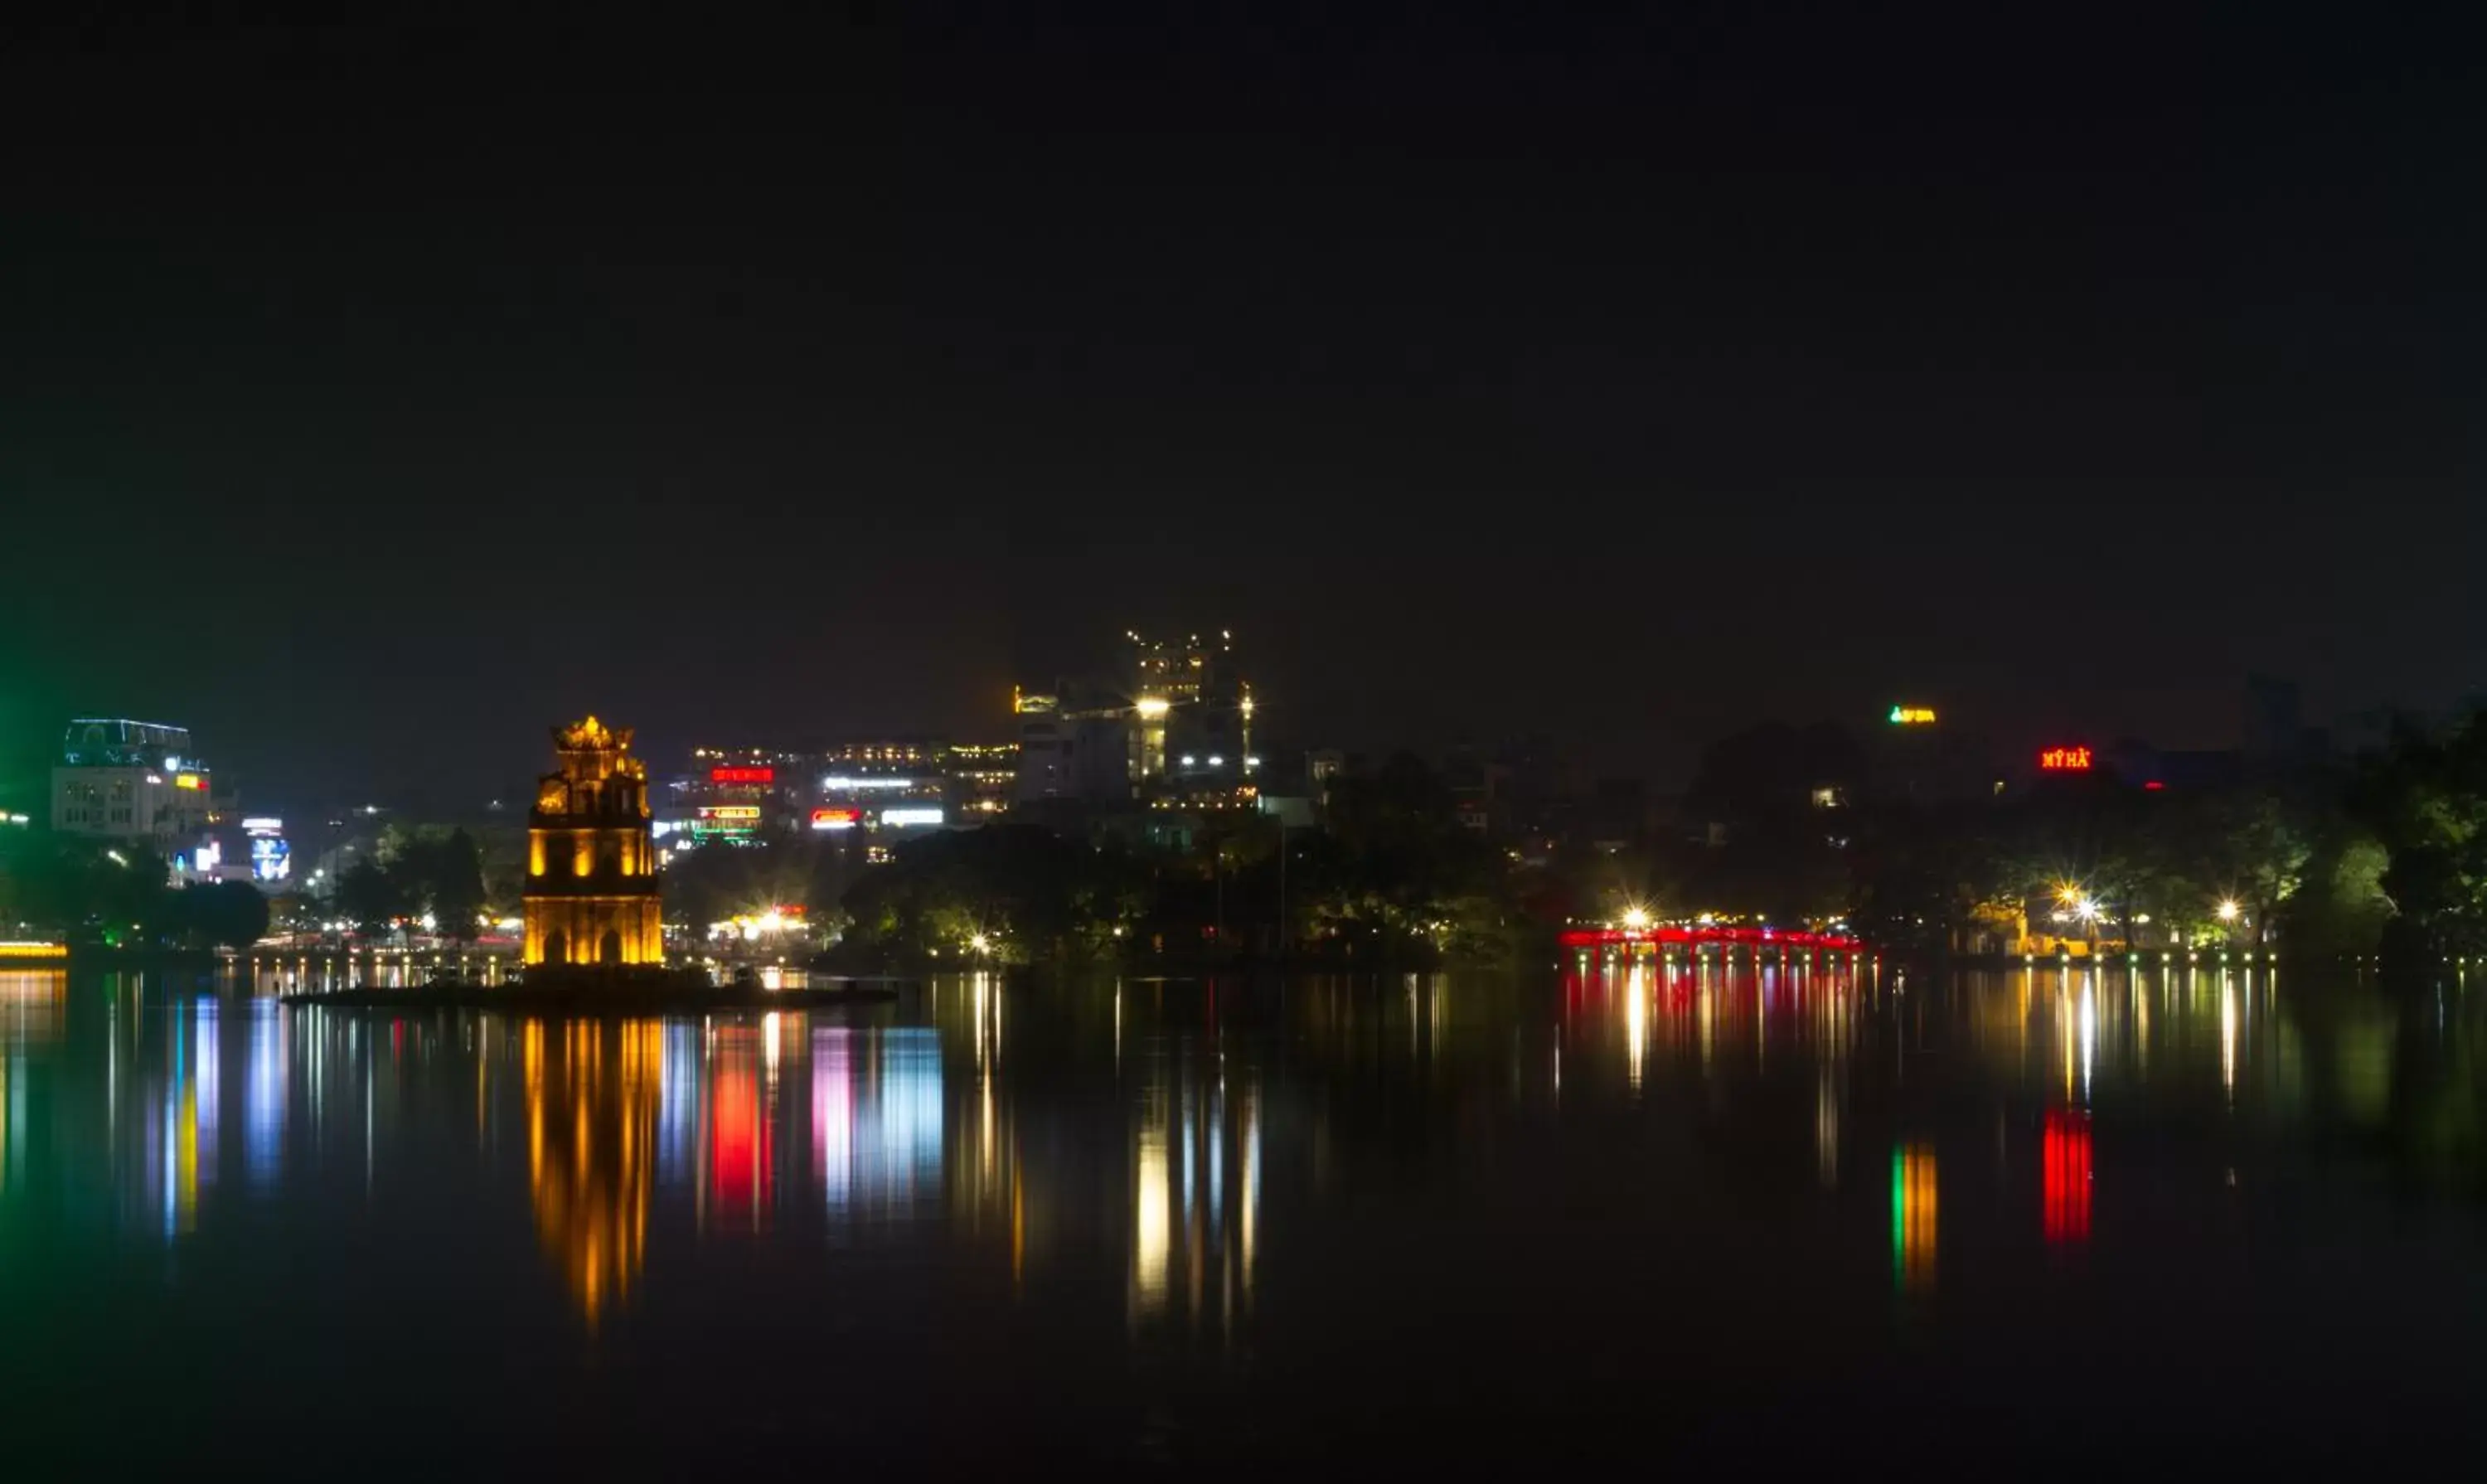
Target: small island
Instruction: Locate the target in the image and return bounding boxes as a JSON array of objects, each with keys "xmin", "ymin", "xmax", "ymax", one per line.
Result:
[{"xmin": 279, "ymin": 716, "xmax": 905, "ymax": 1014}]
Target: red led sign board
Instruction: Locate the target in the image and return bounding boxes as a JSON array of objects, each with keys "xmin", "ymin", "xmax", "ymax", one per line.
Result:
[
  {"xmin": 711, "ymin": 766, "xmax": 775, "ymax": 784},
  {"xmin": 2039, "ymin": 746, "xmax": 2092, "ymax": 772}
]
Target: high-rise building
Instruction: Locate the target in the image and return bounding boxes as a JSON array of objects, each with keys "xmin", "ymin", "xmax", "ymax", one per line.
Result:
[
  {"xmin": 524, "ymin": 717, "xmax": 663, "ymax": 968},
  {"xmin": 1016, "ymin": 630, "xmax": 1261, "ymax": 805},
  {"xmin": 1127, "ymin": 629, "xmax": 1254, "ymax": 793},
  {"xmin": 943, "ymin": 743, "xmax": 1019, "ymax": 818},
  {"xmin": 51, "ymin": 718, "xmax": 216, "ymax": 842},
  {"xmin": 1014, "ymin": 689, "xmax": 1136, "ymax": 803}
]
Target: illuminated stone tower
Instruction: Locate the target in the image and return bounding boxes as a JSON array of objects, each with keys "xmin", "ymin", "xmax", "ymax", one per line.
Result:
[{"xmin": 523, "ymin": 716, "xmax": 662, "ymax": 967}]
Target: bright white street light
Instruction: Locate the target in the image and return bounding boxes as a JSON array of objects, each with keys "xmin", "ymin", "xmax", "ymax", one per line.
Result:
[
  {"xmin": 1620, "ymin": 905, "xmax": 1651, "ymax": 930},
  {"xmin": 2217, "ymin": 900, "xmax": 2242, "ymax": 923}
]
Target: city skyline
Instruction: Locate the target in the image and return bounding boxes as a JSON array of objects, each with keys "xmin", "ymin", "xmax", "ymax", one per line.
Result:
[
  {"xmin": 2, "ymin": 657, "xmax": 2446, "ymax": 824},
  {"xmin": 7, "ymin": 12, "xmax": 2485, "ymax": 803},
  {"xmin": 9, "ymin": 12, "xmax": 2487, "ymax": 1467}
]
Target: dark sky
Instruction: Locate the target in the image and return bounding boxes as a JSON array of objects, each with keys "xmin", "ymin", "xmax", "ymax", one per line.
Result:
[{"xmin": 4, "ymin": 6, "xmax": 2482, "ymax": 814}]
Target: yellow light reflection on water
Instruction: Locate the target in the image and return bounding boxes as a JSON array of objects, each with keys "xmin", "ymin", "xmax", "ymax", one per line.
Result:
[
  {"xmin": 1134, "ymin": 1111, "xmax": 1171, "ymax": 1317},
  {"xmin": 1893, "ymin": 1144, "xmax": 1937, "ymax": 1293},
  {"xmin": 2221, "ymin": 973, "xmax": 2237, "ymax": 1103},
  {"xmin": 526, "ymin": 1020, "xmax": 661, "ymax": 1326}
]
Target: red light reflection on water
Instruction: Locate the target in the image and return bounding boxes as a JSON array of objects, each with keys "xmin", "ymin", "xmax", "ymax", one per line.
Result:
[
  {"xmin": 2043, "ymin": 1109, "xmax": 2092, "ymax": 1244},
  {"xmin": 709, "ymin": 1029, "xmax": 773, "ymax": 1226}
]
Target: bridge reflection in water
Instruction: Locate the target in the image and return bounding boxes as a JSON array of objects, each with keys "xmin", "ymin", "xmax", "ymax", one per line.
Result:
[{"xmin": 0, "ymin": 955, "xmax": 2455, "ymax": 1380}]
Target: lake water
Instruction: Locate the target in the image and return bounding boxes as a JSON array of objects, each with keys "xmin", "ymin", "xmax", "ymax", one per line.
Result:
[{"xmin": 2, "ymin": 957, "xmax": 2485, "ymax": 1472}]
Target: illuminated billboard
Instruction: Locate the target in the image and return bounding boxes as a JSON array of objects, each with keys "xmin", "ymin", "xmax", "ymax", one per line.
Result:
[
  {"xmin": 811, "ymin": 807, "xmax": 861, "ymax": 831},
  {"xmin": 174, "ymin": 773, "xmax": 206, "ymax": 791},
  {"xmin": 878, "ymin": 807, "xmax": 945, "ymax": 828},
  {"xmin": 2039, "ymin": 745, "xmax": 2092, "ymax": 772},
  {"xmin": 710, "ymin": 766, "xmax": 774, "ymax": 784},
  {"xmin": 1887, "ymin": 706, "xmax": 1937, "ymax": 725},
  {"xmin": 697, "ymin": 806, "xmax": 762, "ymax": 821},
  {"xmin": 250, "ymin": 836, "xmax": 291, "ymax": 882}
]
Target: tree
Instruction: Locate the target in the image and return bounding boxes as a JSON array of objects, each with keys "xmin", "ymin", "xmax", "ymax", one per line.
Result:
[
  {"xmin": 1295, "ymin": 754, "xmax": 1521, "ymax": 961},
  {"xmin": 336, "ymin": 857, "xmax": 405, "ymax": 943},
  {"xmin": 176, "ymin": 880, "xmax": 272, "ymax": 950},
  {"xmin": 837, "ymin": 823, "xmax": 1145, "ymax": 964},
  {"xmin": 2212, "ymin": 794, "xmax": 2313, "ymax": 947},
  {"xmin": 427, "ymin": 827, "xmax": 489, "ymax": 943},
  {"xmin": 2355, "ymin": 714, "xmax": 2487, "ymax": 963}
]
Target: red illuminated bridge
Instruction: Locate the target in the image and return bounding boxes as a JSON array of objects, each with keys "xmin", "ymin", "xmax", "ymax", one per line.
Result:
[{"xmin": 1558, "ymin": 924, "xmax": 1865, "ymax": 954}]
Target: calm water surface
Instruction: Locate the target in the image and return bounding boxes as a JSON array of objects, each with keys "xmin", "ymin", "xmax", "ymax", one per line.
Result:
[{"xmin": 3, "ymin": 958, "xmax": 2485, "ymax": 1472}]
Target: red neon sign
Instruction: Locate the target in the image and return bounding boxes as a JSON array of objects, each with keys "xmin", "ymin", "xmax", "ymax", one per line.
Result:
[
  {"xmin": 711, "ymin": 766, "xmax": 775, "ymax": 784},
  {"xmin": 2039, "ymin": 746, "xmax": 2092, "ymax": 772}
]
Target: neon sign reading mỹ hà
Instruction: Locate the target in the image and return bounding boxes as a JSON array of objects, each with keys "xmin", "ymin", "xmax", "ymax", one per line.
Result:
[{"xmin": 2039, "ymin": 745, "xmax": 2092, "ymax": 771}]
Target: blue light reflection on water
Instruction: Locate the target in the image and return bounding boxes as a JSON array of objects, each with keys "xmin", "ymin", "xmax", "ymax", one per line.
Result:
[{"xmin": 0, "ymin": 962, "xmax": 2482, "ymax": 1467}]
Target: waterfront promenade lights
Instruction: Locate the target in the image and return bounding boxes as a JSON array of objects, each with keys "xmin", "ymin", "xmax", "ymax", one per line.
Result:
[{"xmin": 969, "ymin": 933, "xmax": 992, "ymax": 956}]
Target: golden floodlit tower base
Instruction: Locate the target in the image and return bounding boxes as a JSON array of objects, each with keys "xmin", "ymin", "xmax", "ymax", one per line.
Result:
[{"xmin": 523, "ymin": 716, "xmax": 664, "ymax": 968}]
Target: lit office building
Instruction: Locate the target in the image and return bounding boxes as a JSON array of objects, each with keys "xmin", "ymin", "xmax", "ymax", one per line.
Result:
[
  {"xmin": 1015, "ymin": 689, "xmax": 1141, "ymax": 803},
  {"xmin": 1127, "ymin": 629, "xmax": 1254, "ymax": 791},
  {"xmin": 1016, "ymin": 630, "xmax": 1261, "ymax": 806},
  {"xmin": 661, "ymin": 745, "xmax": 807, "ymax": 850},
  {"xmin": 51, "ymin": 718, "xmax": 218, "ymax": 843},
  {"xmin": 817, "ymin": 745, "xmax": 949, "ymax": 834},
  {"xmin": 944, "ymin": 743, "xmax": 1020, "ymax": 817},
  {"xmin": 823, "ymin": 740, "xmax": 938, "ymax": 771}
]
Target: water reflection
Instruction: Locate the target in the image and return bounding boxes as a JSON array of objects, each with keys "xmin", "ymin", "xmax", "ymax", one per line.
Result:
[
  {"xmin": 2, "ymin": 960, "xmax": 2485, "ymax": 1465},
  {"xmin": 2043, "ymin": 1109, "xmax": 2092, "ymax": 1244},
  {"xmin": 1130, "ymin": 1047, "xmax": 1259, "ymax": 1334},
  {"xmin": 813, "ymin": 1026, "xmax": 942, "ymax": 1221},
  {"xmin": 522, "ymin": 1021, "xmax": 659, "ymax": 1325},
  {"xmin": 0, "ymin": 972, "xmax": 67, "ymax": 1198},
  {"xmin": 702, "ymin": 1023, "xmax": 773, "ymax": 1231},
  {"xmin": 1893, "ymin": 1144, "xmax": 1937, "ymax": 1292}
]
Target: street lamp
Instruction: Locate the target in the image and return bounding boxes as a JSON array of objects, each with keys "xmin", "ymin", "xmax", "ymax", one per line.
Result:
[
  {"xmin": 1621, "ymin": 905, "xmax": 1651, "ymax": 931},
  {"xmin": 2216, "ymin": 900, "xmax": 2242, "ymax": 924}
]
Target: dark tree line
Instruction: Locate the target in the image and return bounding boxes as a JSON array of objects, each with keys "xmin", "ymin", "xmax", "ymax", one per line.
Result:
[
  {"xmin": 332, "ymin": 826, "xmax": 489, "ymax": 943},
  {"xmin": 0, "ymin": 833, "xmax": 270, "ymax": 950}
]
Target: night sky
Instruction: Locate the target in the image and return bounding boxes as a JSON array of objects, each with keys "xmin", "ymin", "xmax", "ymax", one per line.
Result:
[{"xmin": 4, "ymin": 7, "xmax": 2482, "ymax": 814}]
